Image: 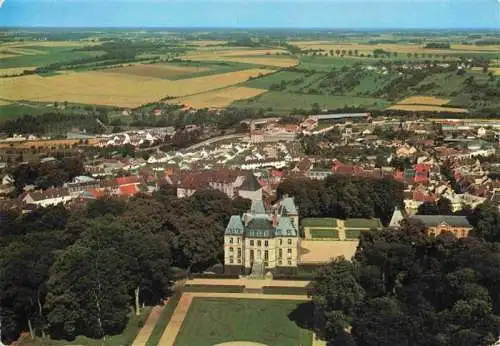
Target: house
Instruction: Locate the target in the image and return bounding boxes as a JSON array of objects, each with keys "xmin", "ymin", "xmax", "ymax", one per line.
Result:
[
  {"xmin": 22, "ymin": 188, "xmax": 74, "ymax": 208},
  {"xmin": 224, "ymin": 198, "xmax": 300, "ymax": 275},
  {"xmin": 409, "ymin": 215, "xmax": 472, "ymax": 238}
]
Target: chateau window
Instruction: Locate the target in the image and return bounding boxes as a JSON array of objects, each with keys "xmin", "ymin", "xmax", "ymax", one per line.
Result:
[
  {"xmin": 237, "ymin": 258, "xmax": 241, "ymax": 264},
  {"xmin": 237, "ymin": 238, "xmax": 240, "ymax": 244},
  {"xmin": 279, "ymin": 239, "xmax": 283, "ymax": 245},
  {"xmin": 287, "ymin": 248, "xmax": 292, "ymax": 254},
  {"xmin": 229, "ymin": 258, "xmax": 234, "ymax": 264},
  {"xmin": 278, "ymin": 260, "xmax": 283, "ymax": 266},
  {"xmin": 264, "ymin": 250, "xmax": 269, "ymax": 260},
  {"xmin": 288, "ymin": 238, "xmax": 292, "ymax": 245},
  {"xmin": 287, "ymin": 260, "xmax": 292, "ymax": 265},
  {"xmin": 250, "ymin": 250, "xmax": 254, "ymax": 260},
  {"xmin": 237, "ymin": 248, "xmax": 241, "ymax": 258},
  {"xmin": 264, "ymin": 240, "xmax": 269, "ymax": 247},
  {"xmin": 278, "ymin": 249, "xmax": 283, "ymax": 259},
  {"xmin": 257, "ymin": 240, "xmax": 262, "ymax": 247},
  {"xmin": 250, "ymin": 240, "xmax": 254, "ymax": 246},
  {"xmin": 229, "ymin": 237, "xmax": 233, "ymax": 244},
  {"xmin": 229, "ymin": 247, "xmax": 233, "ymax": 252}
]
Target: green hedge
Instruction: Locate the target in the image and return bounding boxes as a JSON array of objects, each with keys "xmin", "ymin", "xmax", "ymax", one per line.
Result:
[
  {"xmin": 310, "ymin": 228, "xmax": 339, "ymax": 239},
  {"xmin": 183, "ymin": 284, "xmax": 245, "ymax": 293},
  {"xmin": 146, "ymin": 290, "xmax": 182, "ymax": 346},
  {"xmin": 262, "ymin": 286, "xmax": 310, "ymax": 295}
]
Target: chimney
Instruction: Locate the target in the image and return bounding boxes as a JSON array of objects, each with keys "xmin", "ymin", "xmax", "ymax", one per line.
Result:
[
  {"xmin": 243, "ymin": 213, "xmax": 249, "ymax": 226},
  {"xmin": 272, "ymin": 214, "xmax": 277, "ymax": 228}
]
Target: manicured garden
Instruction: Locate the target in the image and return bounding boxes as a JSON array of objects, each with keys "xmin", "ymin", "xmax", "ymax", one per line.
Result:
[
  {"xmin": 310, "ymin": 228, "xmax": 339, "ymax": 239},
  {"xmin": 302, "ymin": 218, "xmax": 338, "ymax": 228},
  {"xmin": 344, "ymin": 218, "xmax": 382, "ymax": 229},
  {"xmin": 174, "ymin": 298, "xmax": 313, "ymax": 346}
]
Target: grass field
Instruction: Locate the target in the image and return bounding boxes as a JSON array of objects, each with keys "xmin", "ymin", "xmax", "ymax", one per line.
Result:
[
  {"xmin": 233, "ymin": 90, "xmax": 389, "ymax": 113},
  {"xmin": 344, "ymin": 218, "xmax": 381, "ymax": 229},
  {"xmin": 174, "ymin": 298, "xmax": 313, "ymax": 346},
  {"xmin": 0, "ymin": 68, "xmax": 274, "ymax": 107},
  {"xmin": 302, "ymin": 218, "xmax": 338, "ymax": 228},
  {"xmin": 106, "ymin": 63, "xmax": 211, "ymax": 79},
  {"xmin": 174, "ymin": 86, "xmax": 267, "ymax": 108},
  {"xmin": 310, "ymin": 229, "xmax": 340, "ymax": 239},
  {"xmin": 19, "ymin": 307, "xmax": 152, "ymax": 346},
  {"xmin": 291, "ymin": 41, "xmax": 500, "ymax": 57}
]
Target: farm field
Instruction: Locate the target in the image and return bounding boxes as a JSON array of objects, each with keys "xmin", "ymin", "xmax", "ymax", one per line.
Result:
[
  {"xmin": 291, "ymin": 41, "xmax": 500, "ymax": 56},
  {"xmin": 174, "ymin": 298, "xmax": 313, "ymax": 346},
  {"xmin": 397, "ymin": 96, "xmax": 451, "ymax": 105},
  {"xmin": 232, "ymin": 90, "xmax": 389, "ymax": 113},
  {"xmin": 388, "ymin": 104, "xmax": 468, "ymax": 113},
  {"xmin": 105, "ymin": 63, "xmax": 211, "ymax": 79},
  {"xmin": 174, "ymin": 86, "xmax": 267, "ymax": 108},
  {"xmin": 0, "ymin": 68, "xmax": 275, "ymax": 108},
  {"xmin": 0, "ymin": 138, "xmax": 100, "ymax": 149}
]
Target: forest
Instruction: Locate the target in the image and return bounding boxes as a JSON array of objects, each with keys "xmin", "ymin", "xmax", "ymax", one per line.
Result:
[
  {"xmin": 310, "ymin": 215, "xmax": 500, "ymax": 346},
  {"xmin": 0, "ymin": 188, "xmax": 250, "ymax": 344}
]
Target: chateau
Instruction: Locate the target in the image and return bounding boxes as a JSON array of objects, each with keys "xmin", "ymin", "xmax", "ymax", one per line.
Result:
[{"xmin": 224, "ymin": 197, "xmax": 300, "ymax": 275}]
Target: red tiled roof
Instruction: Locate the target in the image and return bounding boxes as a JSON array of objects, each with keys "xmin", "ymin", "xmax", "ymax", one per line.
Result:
[
  {"xmin": 119, "ymin": 184, "xmax": 139, "ymax": 197},
  {"xmin": 87, "ymin": 188, "xmax": 106, "ymax": 199},
  {"xmin": 412, "ymin": 191, "xmax": 436, "ymax": 202},
  {"xmin": 116, "ymin": 176, "xmax": 141, "ymax": 185}
]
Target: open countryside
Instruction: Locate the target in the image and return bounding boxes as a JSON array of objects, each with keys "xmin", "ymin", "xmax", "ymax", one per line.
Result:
[{"xmin": 0, "ymin": 3, "xmax": 500, "ymax": 344}]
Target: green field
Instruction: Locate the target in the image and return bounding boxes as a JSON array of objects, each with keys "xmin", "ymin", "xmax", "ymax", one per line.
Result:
[
  {"xmin": 0, "ymin": 46, "xmax": 104, "ymax": 69},
  {"xmin": 0, "ymin": 102, "xmax": 48, "ymax": 121},
  {"xmin": 302, "ymin": 218, "xmax": 339, "ymax": 228},
  {"xmin": 345, "ymin": 229, "xmax": 362, "ymax": 239},
  {"xmin": 19, "ymin": 307, "xmax": 152, "ymax": 346},
  {"xmin": 310, "ymin": 229, "xmax": 340, "ymax": 239},
  {"xmin": 174, "ymin": 298, "xmax": 313, "ymax": 346},
  {"xmin": 232, "ymin": 90, "xmax": 389, "ymax": 113},
  {"xmin": 345, "ymin": 218, "xmax": 381, "ymax": 229}
]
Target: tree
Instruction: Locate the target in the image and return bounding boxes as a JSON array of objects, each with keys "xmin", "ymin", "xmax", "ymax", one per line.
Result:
[
  {"xmin": 437, "ymin": 197, "xmax": 453, "ymax": 215},
  {"xmin": 310, "ymin": 257, "xmax": 365, "ymax": 340},
  {"xmin": 417, "ymin": 201, "xmax": 440, "ymax": 215},
  {"xmin": 471, "ymin": 202, "xmax": 500, "ymax": 242}
]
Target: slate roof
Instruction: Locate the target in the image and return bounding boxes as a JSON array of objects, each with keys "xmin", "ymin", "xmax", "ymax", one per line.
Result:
[
  {"xmin": 275, "ymin": 217, "xmax": 297, "ymax": 237},
  {"xmin": 281, "ymin": 197, "xmax": 298, "ymax": 215},
  {"xmin": 239, "ymin": 172, "xmax": 261, "ymax": 192},
  {"xmin": 246, "ymin": 217, "xmax": 275, "ymax": 238},
  {"xmin": 225, "ymin": 215, "xmax": 245, "ymax": 235},
  {"xmin": 410, "ymin": 215, "xmax": 472, "ymax": 228},
  {"xmin": 250, "ymin": 200, "xmax": 266, "ymax": 215}
]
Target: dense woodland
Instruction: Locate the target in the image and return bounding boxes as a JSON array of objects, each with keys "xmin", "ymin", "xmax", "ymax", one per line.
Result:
[
  {"xmin": 277, "ymin": 176, "xmax": 404, "ymax": 225},
  {"xmin": 0, "ymin": 188, "xmax": 251, "ymax": 343},
  {"xmin": 310, "ymin": 216, "xmax": 500, "ymax": 346}
]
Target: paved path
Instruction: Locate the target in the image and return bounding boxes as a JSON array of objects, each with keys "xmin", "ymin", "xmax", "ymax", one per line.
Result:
[
  {"xmin": 337, "ymin": 220, "xmax": 346, "ymax": 240},
  {"xmin": 187, "ymin": 278, "xmax": 310, "ymax": 288},
  {"xmin": 158, "ymin": 292, "xmax": 310, "ymax": 345},
  {"xmin": 131, "ymin": 305, "xmax": 164, "ymax": 346}
]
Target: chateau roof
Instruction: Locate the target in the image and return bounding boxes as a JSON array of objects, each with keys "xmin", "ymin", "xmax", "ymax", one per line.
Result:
[
  {"xmin": 281, "ymin": 197, "xmax": 298, "ymax": 215},
  {"xmin": 246, "ymin": 217, "xmax": 275, "ymax": 238},
  {"xmin": 275, "ymin": 217, "xmax": 297, "ymax": 237},
  {"xmin": 410, "ymin": 215, "xmax": 472, "ymax": 228},
  {"xmin": 225, "ymin": 215, "xmax": 245, "ymax": 235}
]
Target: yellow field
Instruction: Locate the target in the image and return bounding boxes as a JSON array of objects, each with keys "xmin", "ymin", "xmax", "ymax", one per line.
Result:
[
  {"xmin": 106, "ymin": 63, "xmax": 210, "ymax": 79},
  {"xmin": 174, "ymin": 86, "xmax": 267, "ymax": 108},
  {"xmin": 183, "ymin": 49, "xmax": 297, "ymax": 67},
  {"xmin": 291, "ymin": 41, "xmax": 498, "ymax": 55},
  {"xmin": 389, "ymin": 104, "xmax": 468, "ymax": 113},
  {"xmin": 188, "ymin": 40, "xmax": 228, "ymax": 47},
  {"xmin": 0, "ymin": 68, "xmax": 275, "ymax": 107},
  {"xmin": 0, "ymin": 99, "xmax": 11, "ymax": 106},
  {"xmin": 0, "ymin": 66, "xmax": 35, "ymax": 76},
  {"xmin": 0, "ymin": 138, "xmax": 100, "ymax": 149},
  {"xmin": 1, "ymin": 40, "xmax": 99, "ymax": 48},
  {"xmin": 397, "ymin": 96, "xmax": 450, "ymax": 106}
]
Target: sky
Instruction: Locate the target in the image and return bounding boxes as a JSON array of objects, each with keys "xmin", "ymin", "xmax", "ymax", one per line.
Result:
[{"xmin": 0, "ymin": 0, "xmax": 499, "ymax": 29}]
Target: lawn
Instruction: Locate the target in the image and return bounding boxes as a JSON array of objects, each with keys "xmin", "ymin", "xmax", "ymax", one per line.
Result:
[
  {"xmin": 232, "ymin": 90, "xmax": 388, "ymax": 114},
  {"xmin": 302, "ymin": 218, "xmax": 338, "ymax": 228},
  {"xmin": 19, "ymin": 307, "xmax": 152, "ymax": 346},
  {"xmin": 0, "ymin": 102, "xmax": 47, "ymax": 121},
  {"xmin": 174, "ymin": 298, "xmax": 313, "ymax": 346},
  {"xmin": 310, "ymin": 229, "xmax": 339, "ymax": 239},
  {"xmin": 344, "ymin": 218, "xmax": 381, "ymax": 229}
]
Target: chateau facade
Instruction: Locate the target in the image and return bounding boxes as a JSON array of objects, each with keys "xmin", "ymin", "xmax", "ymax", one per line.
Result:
[{"xmin": 224, "ymin": 197, "xmax": 300, "ymax": 275}]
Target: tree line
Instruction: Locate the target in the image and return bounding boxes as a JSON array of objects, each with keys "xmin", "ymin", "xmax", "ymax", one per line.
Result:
[
  {"xmin": 310, "ymin": 214, "xmax": 500, "ymax": 346},
  {"xmin": 277, "ymin": 176, "xmax": 404, "ymax": 226},
  {"xmin": 0, "ymin": 188, "xmax": 251, "ymax": 343}
]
